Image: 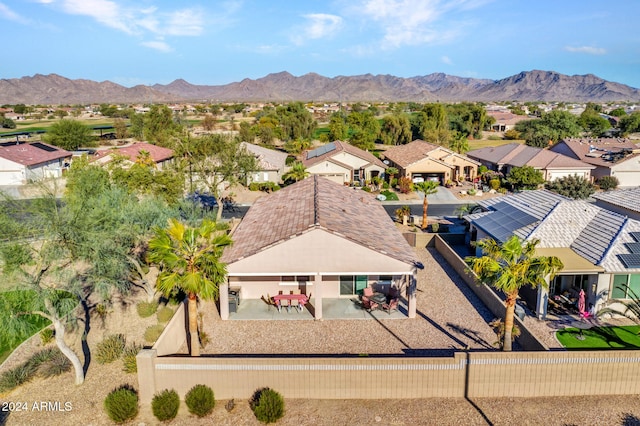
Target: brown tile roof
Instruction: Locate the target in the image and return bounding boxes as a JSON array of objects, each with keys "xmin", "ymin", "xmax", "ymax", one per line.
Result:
[
  {"xmin": 302, "ymin": 140, "xmax": 386, "ymax": 169},
  {"xmin": 553, "ymin": 138, "xmax": 639, "ymax": 167},
  {"xmin": 468, "ymin": 143, "xmax": 594, "ymax": 169},
  {"xmin": 222, "ymin": 175, "xmax": 420, "ymax": 267},
  {"xmin": 382, "ymin": 140, "xmax": 441, "ymax": 167},
  {"xmin": 0, "ymin": 142, "xmax": 71, "ymax": 166},
  {"xmin": 92, "ymin": 142, "xmax": 174, "ymax": 164}
]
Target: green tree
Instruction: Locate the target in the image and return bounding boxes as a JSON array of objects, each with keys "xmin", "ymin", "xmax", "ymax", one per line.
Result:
[
  {"xmin": 147, "ymin": 219, "xmax": 232, "ymax": 357},
  {"xmin": 448, "ymin": 131, "xmax": 470, "ymax": 154},
  {"xmin": 328, "ymin": 111, "xmax": 349, "ymax": 141},
  {"xmin": 545, "ymin": 175, "xmax": 595, "ymax": 199},
  {"xmin": 43, "ymin": 119, "xmax": 94, "ymax": 150},
  {"xmin": 414, "ymin": 180, "xmax": 439, "ymax": 230},
  {"xmin": 619, "ymin": 112, "xmax": 640, "ymax": 135},
  {"xmin": 113, "ymin": 118, "xmax": 128, "ymax": 139},
  {"xmin": 506, "ymin": 166, "xmax": 544, "ymax": 190},
  {"xmin": 608, "ymin": 107, "xmax": 626, "ymax": 117},
  {"xmin": 516, "ymin": 110, "xmax": 581, "ymax": 148},
  {"xmin": 144, "ymin": 105, "xmax": 181, "ymax": 147},
  {"xmin": 1, "ymin": 117, "xmax": 16, "ymax": 129},
  {"xmin": 579, "ymin": 108, "xmax": 610, "ymax": 137},
  {"xmin": 379, "ymin": 113, "xmax": 412, "ymax": 145},
  {"xmin": 466, "ymin": 236, "xmax": 563, "ymax": 351},
  {"xmin": 347, "ymin": 111, "xmax": 380, "ymax": 151},
  {"xmin": 385, "ymin": 167, "xmax": 398, "ymax": 183},
  {"xmin": 282, "ymin": 161, "xmax": 309, "ymax": 183},
  {"xmin": 596, "ymin": 176, "xmax": 619, "ymax": 191},
  {"xmin": 412, "ymin": 103, "xmax": 449, "ymax": 144}
]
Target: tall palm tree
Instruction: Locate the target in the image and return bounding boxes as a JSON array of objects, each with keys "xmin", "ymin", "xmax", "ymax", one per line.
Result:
[
  {"xmin": 283, "ymin": 161, "xmax": 309, "ymax": 183},
  {"xmin": 413, "ymin": 180, "xmax": 439, "ymax": 230},
  {"xmin": 147, "ymin": 218, "xmax": 232, "ymax": 356},
  {"xmin": 466, "ymin": 236, "xmax": 563, "ymax": 351}
]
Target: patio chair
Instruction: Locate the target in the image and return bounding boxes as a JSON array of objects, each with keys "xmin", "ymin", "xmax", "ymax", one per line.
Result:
[
  {"xmin": 264, "ymin": 294, "xmax": 277, "ymax": 311},
  {"xmin": 279, "ymin": 298, "xmax": 289, "ymax": 313},
  {"xmin": 383, "ymin": 298, "xmax": 399, "ymax": 315}
]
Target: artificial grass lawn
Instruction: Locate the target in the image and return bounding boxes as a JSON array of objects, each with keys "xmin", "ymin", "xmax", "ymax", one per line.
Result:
[
  {"xmin": 380, "ymin": 190, "xmax": 399, "ymax": 201},
  {"xmin": 556, "ymin": 325, "xmax": 640, "ymax": 350}
]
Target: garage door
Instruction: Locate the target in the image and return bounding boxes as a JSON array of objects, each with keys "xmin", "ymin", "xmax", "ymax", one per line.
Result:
[
  {"xmin": 612, "ymin": 172, "xmax": 639, "ymax": 187},
  {"xmin": 318, "ymin": 174, "xmax": 346, "ymax": 185}
]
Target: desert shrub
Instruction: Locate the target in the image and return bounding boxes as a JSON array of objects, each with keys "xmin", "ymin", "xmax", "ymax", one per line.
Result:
[
  {"xmin": 40, "ymin": 327, "xmax": 54, "ymax": 345},
  {"xmin": 431, "ymin": 223, "xmax": 440, "ymax": 233},
  {"xmin": 489, "ymin": 179, "xmax": 501, "ymax": 190},
  {"xmin": 249, "ymin": 182, "xmax": 280, "ymax": 192},
  {"xmin": 137, "ymin": 301, "xmax": 158, "ymax": 318},
  {"xmin": 597, "ymin": 175, "xmax": 619, "ymax": 191},
  {"xmin": 250, "ymin": 387, "xmax": 285, "ymax": 424},
  {"xmin": 152, "ymin": 389, "xmax": 180, "ymax": 422},
  {"xmin": 397, "ymin": 177, "xmax": 413, "ymax": 194},
  {"xmin": 382, "ymin": 181, "xmax": 389, "ymax": 189},
  {"xmin": 39, "ymin": 349, "xmax": 72, "ymax": 378},
  {"xmin": 185, "ymin": 384, "xmax": 215, "ymax": 417},
  {"xmin": 95, "ymin": 334, "xmax": 126, "ymax": 364},
  {"xmin": 156, "ymin": 307, "xmax": 174, "ymax": 323},
  {"xmin": 361, "ymin": 186, "xmax": 371, "ymax": 192},
  {"xmin": 503, "ymin": 129, "xmax": 521, "ymax": 140},
  {"xmin": 478, "ymin": 165, "xmax": 488, "ymax": 175},
  {"xmin": 390, "ymin": 178, "xmax": 398, "ymax": 187},
  {"xmin": 28, "ymin": 347, "xmax": 57, "ymax": 365},
  {"xmin": 0, "ymin": 361, "xmax": 38, "ymax": 392},
  {"xmin": 122, "ymin": 343, "xmax": 142, "ymax": 374},
  {"xmin": 104, "ymin": 385, "xmax": 139, "ymax": 424},
  {"xmin": 468, "ymin": 188, "xmax": 477, "ymax": 196},
  {"xmin": 498, "ymin": 187, "xmax": 507, "ymax": 194},
  {"xmin": 144, "ymin": 324, "xmax": 165, "ymax": 344}
]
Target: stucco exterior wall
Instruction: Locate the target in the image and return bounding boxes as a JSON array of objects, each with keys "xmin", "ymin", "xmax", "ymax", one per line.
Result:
[{"xmin": 0, "ymin": 157, "xmax": 25, "ymax": 185}]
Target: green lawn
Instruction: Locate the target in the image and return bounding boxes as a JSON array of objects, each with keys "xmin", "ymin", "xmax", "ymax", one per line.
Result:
[{"xmin": 556, "ymin": 325, "xmax": 640, "ymax": 350}]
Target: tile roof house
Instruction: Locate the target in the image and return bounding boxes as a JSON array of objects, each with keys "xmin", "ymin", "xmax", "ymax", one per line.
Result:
[
  {"xmin": 466, "ymin": 143, "xmax": 595, "ymax": 182},
  {"xmin": 240, "ymin": 142, "xmax": 289, "ymax": 184},
  {"xmin": 301, "ymin": 140, "xmax": 386, "ymax": 185},
  {"xmin": 549, "ymin": 138, "xmax": 640, "ymax": 187},
  {"xmin": 219, "ymin": 175, "xmax": 422, "ymax": 320},
  {"xmin": 486, "ymin": 111, "xmax": 533, "ymax": 132},
  {"xmin": 465, "ymin": 190, "xmax": 640, "ymax": 319},
  {"xmin": 90, "ymin": 142, "xmax": 174, "ymax": 169},
  {"xmin": 593, "ymin": 187, "xmax": 640, "ymax": 221},
  {"xmin": 0, "ymin": 141, "xmax": 71, "ymax": 185},
  {"xmin": 381, "ymin": 140, "xmax": 480, "ymax": 184}
]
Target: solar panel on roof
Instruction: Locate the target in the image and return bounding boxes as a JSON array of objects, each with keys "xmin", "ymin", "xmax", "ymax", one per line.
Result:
[
  {"xmin": 630, "ymin": 232, "xmax": 640, "ymax": 242},
  {"xmin": 619, "ymin": 253, "xmax": 640, "ymax": 269},
  {"xmin": 626, "ymin": 243, "xmax": 640, "ymax": 254},
  {"xmin": 31, "ymin": 142, "xmax": 58, "ymax": 152},
  {"xmin": 307, "ymin": 142, "xmax": 336, "ymax": 159},
  {"xmin": 473, "ymin": 204, "xmax": 538, "ymax": 243}
]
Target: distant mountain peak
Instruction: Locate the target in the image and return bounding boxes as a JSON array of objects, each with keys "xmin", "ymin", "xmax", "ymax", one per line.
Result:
[{"xmin": 1, "ymin": 70, "xmax": 638, "ymax": 104}]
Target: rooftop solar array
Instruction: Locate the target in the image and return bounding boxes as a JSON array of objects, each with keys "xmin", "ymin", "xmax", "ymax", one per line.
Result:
[
  {"xmin": 306, "ymin": 142, "xmax": 336, "ymax": 160},
  {"xmin": 473, "ymin": 202, "xmax": 538, "ymax": 243},
  {"xmin": 626, "ymin": 243, "xmax": 640, "ymax": 254},
  {"xmin": 571, "ymin": 209, "xmax": 627, "ymax": 265},
  {"xmin": 31, "ymin": 142, "xmax": 58, "ymax": 152},
  {"xmin": 631, "ymin": 232, "xmax": 640, "ymax": 242},
  {"xmin": 619, "ymin": 253, "xmax": 640, "ymax": 269}
]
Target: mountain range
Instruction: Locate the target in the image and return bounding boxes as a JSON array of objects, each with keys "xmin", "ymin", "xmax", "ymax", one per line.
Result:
[{"xmin": 1, "ymin": 70, "xmax": 639, "ymax": 105}]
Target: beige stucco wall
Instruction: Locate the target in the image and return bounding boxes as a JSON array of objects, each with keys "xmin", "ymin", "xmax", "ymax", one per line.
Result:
[
  {"xmin": 227, "ymin": 229, "xmax": 413, "ymax": 277},
  {"xmin": 307, "ymin": 161, "xmax": 350, "ymax": 183},
  {"xmin": 611, "ymin": 158, "xmax": 640, "ymax": 187},
  {"xmin": 0, "ymin": 157, "xmax": 25, "ymax": 185},
  {"xmin": 331, "ymin": 151, "xmax": 370, "ymax": 169},
  {"xmin": 248, "ymin": 170, "xmax": 280, "ymax": 184},
  {"xmin": 544, "ymin": 169, "xmax": 592, "ymax": 181},
  {"xmin": 403, "ymin": 159, "xmax": 452, "ymax": 177}
]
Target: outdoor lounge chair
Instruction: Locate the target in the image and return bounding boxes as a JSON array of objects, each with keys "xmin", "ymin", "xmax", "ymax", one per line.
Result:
[{"xmin": 383, "ymin": 298, "xmax": 399, "ymax": 314}]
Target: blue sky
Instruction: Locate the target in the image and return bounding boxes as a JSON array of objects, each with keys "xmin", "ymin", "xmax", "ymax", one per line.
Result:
[{"xmin": 2, "ymin": 0, "xmax": 639, "ymax": 88}]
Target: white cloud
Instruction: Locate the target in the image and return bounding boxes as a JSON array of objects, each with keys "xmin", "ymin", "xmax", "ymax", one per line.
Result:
[
  {"xmin": 0, "ymin": 2, "xmax": 30, "ymax": 24},
  {"xmin": 60, "ymin": 0, "xmax": 136, "ymax": 34},
  {"xmin": 165, "ymin": 9, "xmax": 204, "ymax": 36},
  {"xmin": 441, "ymin": 55, "xmax": 453, "ymax": 65},
  {"xmin": 351, "ymin": 0, "xmax": 486, "ymax": 49},
  {"xmin": 141, "ymin": 40, "xmax": 172, "ymax": 53},
  {"xmin": 291, "ymin": 13, "xmax": 343, "ymax": 45},
  {"xmin": 565, "ymin": 45, "xmax": 606, "ymax": 55}
]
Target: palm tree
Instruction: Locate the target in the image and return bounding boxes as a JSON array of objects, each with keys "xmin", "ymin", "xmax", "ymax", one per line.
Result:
[
  {"xmin": 449, "ymin": 131, "xmax": 470, "ymax": 154},
  {"xmin": 465, "ymin": 236, "xmax": 563, "ymax": 351},
  {"xmin": 386, "ymin": 167, "xmax": 399, "ymax": 184},
  {"xmin": 147, "ymin": 218, "xmax": 232, "ymax": 356},
  {"xmin": 283, "ymin": 161, "xmax": 309, "ymax": 184},
  {"xmin": 413, "ymin": 180, "xmax": 439, "ymax": 230}
]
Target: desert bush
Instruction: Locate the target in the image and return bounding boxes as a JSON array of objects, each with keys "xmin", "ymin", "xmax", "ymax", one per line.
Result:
[
  {"xmin": 250, "ymin": 387, "xmax": 285, "ymax": 424},
  {"xmin": 431, "ymin": 223, "xmax": 440, "ymax": 233},
  {"xmin": 597, "ymin": 175, "xmax": 619, "ymax": 191},
  {"xmin": 185, "ymin": 384, "xmax": 215, "ymax": 417},
  {"xmin": 40, "ymin": 327, "xmax": 54, "ymax": 345},
  {"xmin": 144, "ymin": 324, "xmax": 165, "ymax": 344},
  {"xmin": 122, "ymin": 343, "xmax": 142, "ymax": 374},
  {"xmin": 104, "ymin": 385, "xmax": 139, "ymax": 424},
  {"xmin": 0, "ymin": 362, "xmax": 38, "ymax": 392},
  {"xmin": 39, "ymin": 349, "xmax": 72, "ymax": 378},
  {"xmin": 152, "ymin": 389, "xmax": 180, "ymax": 422},
  {"xmin": 156, "ymin": 307, "xmax": 174, "ymax": 323},
  {"xmin": 249, "ymin": 182, "xmax": 280, "ymax": 192},
  {"xmin": 468, "ymin": 188, "xmax": 477, "ymax": 196},
  {"xmin": 397, "ymin": 177, "xmax": 413, "ymax": 194},
  {"xmin": 137, "ymin": 301, "xmax": 158, "ymax": 318},
  {"xmin": 95, "ymin": 334, "xmax": 126, "ymax": 364},
  {"xmin": 489, "ymin": 179, "xmax": 501, "ymax": 190}
]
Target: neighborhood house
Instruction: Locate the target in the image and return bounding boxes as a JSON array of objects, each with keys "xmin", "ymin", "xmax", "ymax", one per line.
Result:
[{"xmin": 0, "ymin": 141, "xmax": 71, "ymax": 185}]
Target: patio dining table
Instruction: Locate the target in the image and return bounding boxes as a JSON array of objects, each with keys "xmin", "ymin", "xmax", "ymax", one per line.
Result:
[{"xmin": 273, "ymin": 294, "xmax": 308, "ymax": 311}]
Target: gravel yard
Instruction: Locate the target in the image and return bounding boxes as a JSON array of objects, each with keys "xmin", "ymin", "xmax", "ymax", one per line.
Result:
[{"xmin": 4, "ymin": 246, "xmax": 640, "ymax": 425}]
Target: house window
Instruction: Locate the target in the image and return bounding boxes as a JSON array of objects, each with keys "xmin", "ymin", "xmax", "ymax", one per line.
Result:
[
  {"xmin": 280, "ymin": 276, "xmax": 311, "ymax": 285},
  {"xmin": 340, "ymin": 275, "xmax": 368, "ymax": 295},
  {"xmin": 611, "ymin": 274, "xmax": 640, "ymax": 299}
]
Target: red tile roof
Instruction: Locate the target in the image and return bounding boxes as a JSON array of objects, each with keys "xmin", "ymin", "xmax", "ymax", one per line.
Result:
[
  {"xmin": 0, "ymin": 142, "xmax": 71, "ymax": 166},
  {"xmin": 222, "ymin": 176, "xmax": 419, "ymax": 266},
  {"xmin": 91, "ymin": 142, "xmax": 174, "ymax": 164}
]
